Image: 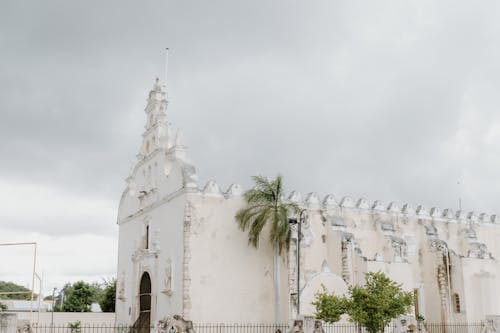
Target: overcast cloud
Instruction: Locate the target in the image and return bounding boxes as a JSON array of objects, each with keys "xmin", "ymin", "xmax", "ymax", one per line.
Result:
[{"xmin": 1, "ymin": 0, "xmax": 500, "ymax": 295}]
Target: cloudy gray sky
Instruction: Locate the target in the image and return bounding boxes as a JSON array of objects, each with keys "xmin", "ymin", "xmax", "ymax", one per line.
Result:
[{"xmin": 1, "ymin": 0, "xmax": 500, "ymax": 295}]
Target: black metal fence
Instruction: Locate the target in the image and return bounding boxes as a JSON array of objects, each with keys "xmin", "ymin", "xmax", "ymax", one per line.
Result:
[
  {"xmin": 425, "ymin": 324, "xmax": 484, "ymax": 333},
  {"xmin": 23, "ymin": 323, "xmax": 487, "ymax": 333}
]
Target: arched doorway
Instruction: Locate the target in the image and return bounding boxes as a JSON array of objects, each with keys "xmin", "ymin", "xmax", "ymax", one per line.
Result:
[{"xmin": 134, "ymin": 272, "xmax": 151, "ymax": 333}]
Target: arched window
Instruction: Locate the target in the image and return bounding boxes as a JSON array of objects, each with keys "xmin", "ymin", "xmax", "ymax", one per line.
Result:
[
  {"xmin": 453, "ymin": 293, "xmax": 461, "ymax": 313},
  {"xmin": 145, "ymin": 141, "xmax": 150, "ymax": 154}
]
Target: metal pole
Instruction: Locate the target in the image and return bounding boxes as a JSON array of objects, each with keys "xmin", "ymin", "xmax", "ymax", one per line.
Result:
[
  {"xmin": 37, "ymin": 273, "xmax": 42, "ymax": 323},
  {"xmin": 297, "ymin": 209, "xmax": 306, "ymax": 317},
  {"xmin": 31, "ymin": 243, "xmax": 37, "ymax": 323},
  {"xmin": 51, "ymin": 288, "xmax": 56, "ymax": 333},
  {"xmin": 297, "ymin": 215, "xmax": 301, "ymax": 317}
]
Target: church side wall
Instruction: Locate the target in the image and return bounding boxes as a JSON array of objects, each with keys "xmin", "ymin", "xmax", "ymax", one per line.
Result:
[{"xmin": 186, "ymin": 194, "xmax": 288, "ymax": 323}]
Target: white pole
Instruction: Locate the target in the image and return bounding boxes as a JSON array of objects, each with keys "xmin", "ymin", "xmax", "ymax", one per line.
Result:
[
  {"xmin": 37, "ymin": 272, "xmax": 43, "ymax": 323},
  {"xmin": 30, "ymin": 243, "xmax": 37, "ymax": 323}
]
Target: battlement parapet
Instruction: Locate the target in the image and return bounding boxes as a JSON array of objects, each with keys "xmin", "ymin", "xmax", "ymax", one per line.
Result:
[{"xmin": 198, "ymin": 180, "xmax": 499, "ymax": 225}]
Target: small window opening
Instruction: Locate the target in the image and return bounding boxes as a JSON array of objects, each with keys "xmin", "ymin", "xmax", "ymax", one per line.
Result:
[{"xmin": 145, "ymin": 225, "xmax": 149, "ymax": 249}]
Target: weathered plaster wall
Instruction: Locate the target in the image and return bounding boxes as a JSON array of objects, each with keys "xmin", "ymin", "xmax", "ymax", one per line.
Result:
[
  {"xmin": 186, "ymin": 191, "xmax": 288, "ymax": 323},
  {"xmin": 116, "ymin": 80, "xmax": 500, "ymax": 326}
]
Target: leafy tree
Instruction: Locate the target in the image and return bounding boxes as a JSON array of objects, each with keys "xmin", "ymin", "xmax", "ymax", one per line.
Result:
[
  {"xmin": 235, "ymin": 175, "xmax": 299, "ymax": 322},
  {"xmin": 98, "ymin": 279, "xmax": 116, "ymax": 312},
  {"xmin": 347, "ymin": 272, "xmax": 413, "ymax": 333},
  {"xmin": 0, "ymin": 281, "xmax": 32, "ymax": 300},
  {"xmin": 313, "ymin": 272, "xmax": 414, "ymax": 333},
  {"xmin": 90, "ymin": 282, "xmax": 104, "ymax": 303},
  {"xmin": 312, "ymin": 288, "xmax": 347, "ymax": 323},
  {"xmin": 62, "ymin": 281, "xmax": 96, "ymax": 312}
]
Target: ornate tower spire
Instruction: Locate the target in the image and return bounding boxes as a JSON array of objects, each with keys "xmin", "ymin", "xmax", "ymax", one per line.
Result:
[{"xmin": 138, "ymin": 78, "xmax": 171, "ymax": 160}]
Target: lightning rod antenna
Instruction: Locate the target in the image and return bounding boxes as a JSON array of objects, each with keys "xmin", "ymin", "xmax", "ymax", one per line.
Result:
[{"xmin": 164, "ymin": 48, "xmax": 170, "ymax": 92}]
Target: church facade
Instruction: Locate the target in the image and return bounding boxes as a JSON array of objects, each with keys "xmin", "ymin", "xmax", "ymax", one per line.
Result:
[{"xmin": 116, "ymin": 80, "xmax": 500, "ymax": 326}]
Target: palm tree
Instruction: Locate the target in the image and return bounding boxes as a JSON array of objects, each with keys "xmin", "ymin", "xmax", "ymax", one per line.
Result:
[{"xmin": 236, "ymin": 175, "xmax": 299, "ymax": 323}]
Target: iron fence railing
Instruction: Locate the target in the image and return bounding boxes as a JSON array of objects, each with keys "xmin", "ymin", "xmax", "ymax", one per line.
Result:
[
  {"xmin": 21, "ymin": 323, "xmax": 486, "ymax": 333},
  {"xmin": 425, "ymin": 323, "xmax": 484, "ymax": 333}
]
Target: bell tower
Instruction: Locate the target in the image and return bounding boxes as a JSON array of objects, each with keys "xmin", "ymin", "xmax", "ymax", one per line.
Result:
[{"xmin": 138, "ymin": 78, "xmax": 172, "ymax": 159}]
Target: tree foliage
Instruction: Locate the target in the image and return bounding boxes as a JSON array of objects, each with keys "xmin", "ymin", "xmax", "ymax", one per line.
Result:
[
  {"xmin": 235, "ymin": 175, "xmax": 299, "ymax": 254},
  {"xmin": 61, "ymin": 281, "xmax": 95, "ymax": 312},
  {"xmin": 0, "ymin": 281, "xmax": 32, "ymax": 300},
  {"xmin": 98, "ymin": 279, "xmax": 116, "ymax": 312},
  {"xmin": 313, "ymin": 272, "xmax": 414, "ymax": 333},
  {"xmin": 312, "ymin": 287, "xmax": 347, "ymax": 323}
]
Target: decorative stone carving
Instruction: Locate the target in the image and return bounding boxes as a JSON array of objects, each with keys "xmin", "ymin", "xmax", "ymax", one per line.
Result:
[
  {"xmin": 289, "ymin": 320, "xmax": 303, "ymax": 333},
  {"xmin": 416, "ymin": 205, "xmax": 429, "ymax": 217},
  {"xmin": 288, "ymin": 191, "xmax": 302, "ymax": 203},
  {"xmin": 162, "ymin": 258, "xmax": 173, "ymax": 296},
  {"xmin": 158, "ymin": 315, "xmax": 195, "ymax": 333},
  {"xmin": 442, "ymin": 208, "xmax": 454, "ymax": 220},
  {"xmin": 356, "ymin": 198, "xmax": 370, "ymax": 209},
  {"xmin": 340, "ymin": 196, "xmax": 354, "ymax": 208},
  {"xmin": 313, "ymin": 321, "xmax": 326, "ymax": 333},
  {"xmin": 323, "ymin": 194, "xmax": 337, "ymax": 207},
  {"xmin": 182, "ymin": 203, "xmax": 194, "ymax": 317},
  {"xmin": 467, "ymin": 243, "xmax": 488, "ymax": 259},
  {"xmin": 388, "ymin": 236, "xmax": 407, "ymax": 263},
  {"xmin": 321, "ymin": 260, "xmax": 331, "ymax": 273},
  {"xmin": 387, "ymin": 202, "xmax": 399, "ymax": 213},
  {"xmin": 372, "ymin": 200, "xmax": 385, "ymax": 211},
  {"xmin": 467, "ymin": 211, "xmax": 478, "ymax": 223},
  {"xmin": 429, "ymin": 239, "xmax": 448, "ymax": 254},
  {"xmin": 225, "ymin": 183, "xmax": 243, "ymax": 198},
  {"xmin": 402, "ymin": 203, "xmax": 415, "ymax": 215},
  {"xmin": 455, "ymin": 210, "xmax": 467, "ymax": 221},
  {"xmin": 340, "ymin": 236, "xmax": 353, "ymax": 283},
  {"xmin": 437, "ymin": 263, "xmax": 450, "ymax": 316},
  {"xmin": 430, "ymin": 207, "xmax": 441, "ymax": 218},
  {"xmin": 306, "ymin": 192, "xmax": 320, "ymax": 207},
  {"xmin": 202, "ymin": 180, "xmax": 222, "ymax": 196},
  {"xmin": 118, "ymin": 271, "xmax": 126, "ymax": 301}
]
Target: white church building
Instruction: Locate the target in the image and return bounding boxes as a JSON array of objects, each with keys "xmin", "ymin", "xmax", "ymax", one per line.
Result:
[{"xmin": 116, "ymin": 79, "xmax": 500, "ymax": 327}]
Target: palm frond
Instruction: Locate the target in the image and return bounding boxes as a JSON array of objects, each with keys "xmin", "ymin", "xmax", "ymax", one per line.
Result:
[{"xmin": 235, "ymin": 174, "xmax": 298, "ymax": 255}]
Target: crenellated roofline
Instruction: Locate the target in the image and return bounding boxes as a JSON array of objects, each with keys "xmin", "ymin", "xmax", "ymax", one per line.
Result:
[{"xmin": 195, "ymin": 179, "xmax": 499, "ymax": 225}]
